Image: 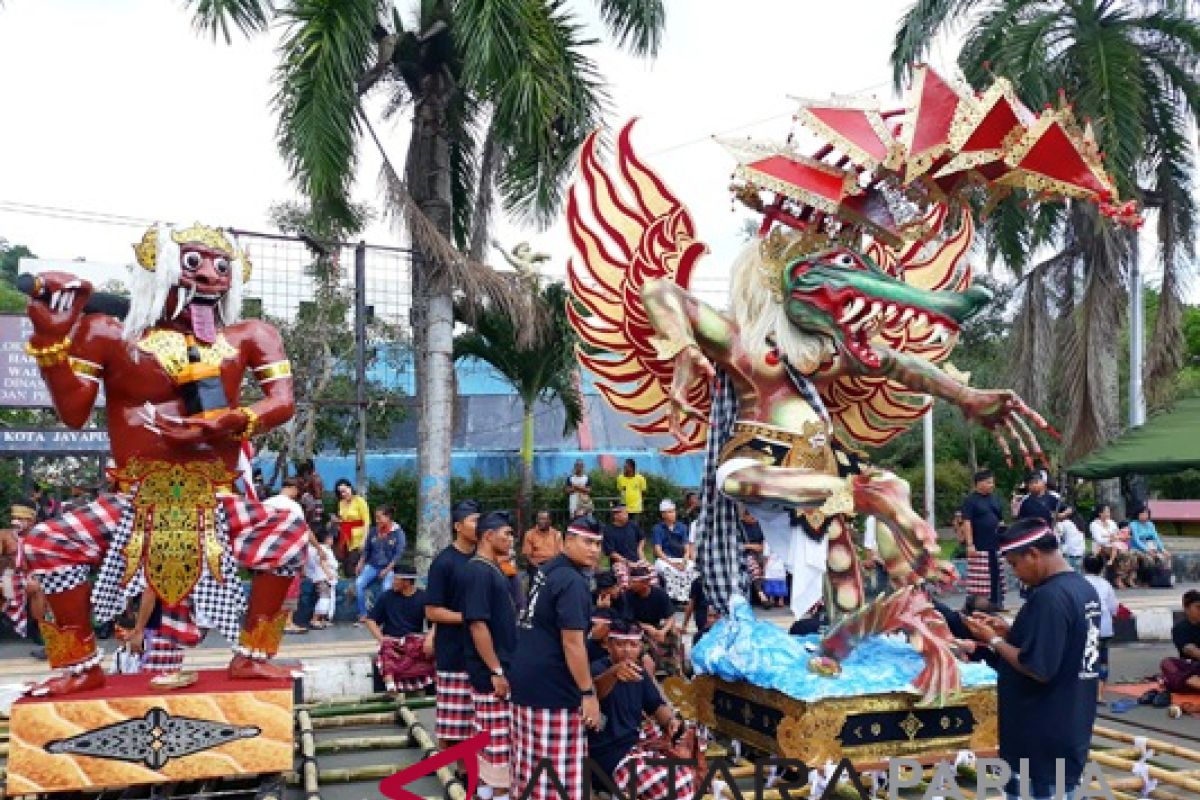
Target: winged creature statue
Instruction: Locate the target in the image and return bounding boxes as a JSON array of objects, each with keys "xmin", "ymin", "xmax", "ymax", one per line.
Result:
[{"xmin": 567, "ymin": 67, "xmax": 1136, "ymax": 705}]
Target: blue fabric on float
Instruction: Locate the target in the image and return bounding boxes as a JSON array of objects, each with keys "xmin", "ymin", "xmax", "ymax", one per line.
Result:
[{"xmin": 692, "ymin": 597, "xmax": 996, "ymax": 701}]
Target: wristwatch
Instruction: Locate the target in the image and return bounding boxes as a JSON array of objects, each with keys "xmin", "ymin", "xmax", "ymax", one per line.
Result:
[
  {"xmin": 580, "ymin": 686, "xmax": 596, "ymax": 697},
  {"xmin": 988, "ymin": 636, "xmax": 1005, "ymax": 649},
  {"xmin": 492, "ymin": 666, "xmax": 505, "ymax": 677}
]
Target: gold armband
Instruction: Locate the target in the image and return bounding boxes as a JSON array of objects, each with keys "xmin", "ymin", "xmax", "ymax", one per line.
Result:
[
  {"xmin": 69, "ymin": 357, "xmax": 103, "ymax": 382},
  {"xmin": 238, "ymin": 406, "xmax": 261, "ymax": 439},
  {"xmin": 24, "ymin": 337, "xmax": 72, "ymax": 368},
  {"xmin": 253, "ymin": 360, "xmax": 293, "ymax": 384}
]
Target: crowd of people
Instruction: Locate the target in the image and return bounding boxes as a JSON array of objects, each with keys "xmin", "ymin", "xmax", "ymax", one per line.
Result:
[
  {"xmin": 958, "ymin": 468, "xmax": 1174, "ymax": 618},
  {"xmin": 5, "ymin": 457, "xmax": 1200, "ymax": 800}
]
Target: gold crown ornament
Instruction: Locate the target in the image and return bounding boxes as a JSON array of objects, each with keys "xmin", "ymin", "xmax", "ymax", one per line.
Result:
[
  {"xmin": 757, "ymin": 226, "xmax": 838, "ymax": 302},
  {"xmin": 133, "ymin": 223, "xmax": 252, "ymax": 282}
]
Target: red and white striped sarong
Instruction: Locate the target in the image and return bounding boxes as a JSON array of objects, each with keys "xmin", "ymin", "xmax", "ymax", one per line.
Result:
[
  {"xmin": 142, "ymin": 634, "xmax": 185, "ymax": 673},
  {"xmin": 472, "ymin": 690, "xmax": 512, "ymax": 788},
  {"xmin": 24, "ymin": 491, "xmax": 308, "ymax": 647},
  {"xmin": 434, "ymin": 670, "xmax": 474, "ymax": 743},
  {"xmin": 613, "ymin": 745, "xmax": 697, "ymax": 800},
  {"xmin": 965, "ymin": 550, "xmax": 997, "ymax": 596},
  {"xmin": 511, "ymin": 704, "xmax": 587, "ymax": 800}
]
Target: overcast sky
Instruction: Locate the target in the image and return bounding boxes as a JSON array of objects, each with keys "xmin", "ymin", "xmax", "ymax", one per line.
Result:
[{"xmin": 0, "ymin": 0, "xmax": 1183, "ymax": 303}]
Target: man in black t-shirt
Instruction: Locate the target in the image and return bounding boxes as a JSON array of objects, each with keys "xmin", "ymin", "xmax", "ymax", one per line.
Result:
[
  {"xmin": 961, "ymin": 469, "xmax": 1007, "ymax": 611},
  {"xmin": 1160, "ymin": 590, "xmax": 1200, "ymax": 693},
  {"xmin": 462, "ymin": 512, "xmax": 519, "ymax": 797},
  {"xmin": 964, "ymin": 519, "xmax": 1101, "ymax": 799},
  {"xmin": 509, "ymin": 516, "xmax": 604, "ymax": 800},
  {"xmin": 603, "ymin": 503, "xmax": 644, "ymax": 588},
  {"xmin": 588, "ymin": 618, "xmax": 695, "ymax": 798},
  {"xmin": 365, "ymin": 557, "xmax": 432, "ymax": 694},
  {"xmin": 424, "ymin": 499, "xmax": 480, "ymax": 749},
  {"xmin": 1018, "ymin": 470, "xmax": 1060, "ymax": 527},
  {"xmin": 626, "ymin": 565, "xmax": 681, "ymax": 677}
]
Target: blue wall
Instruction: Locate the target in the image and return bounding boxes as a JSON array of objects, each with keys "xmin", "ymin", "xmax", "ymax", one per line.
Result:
[{"xmin": 308, "ymin": 356, "xmax": 705, "ymax": 488}]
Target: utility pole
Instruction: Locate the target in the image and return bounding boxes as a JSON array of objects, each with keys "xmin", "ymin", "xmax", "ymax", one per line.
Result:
[
  {"xmin": 923, "ymin": 404, "xmax": 935, "ymax": 527},
  {"xmin": 354, "ymin": 241, "xmax": 368, "ymax": 492},
  {"xmin": 1129, "ymin": 245, "xmax": 1146, "ymax": 428}
]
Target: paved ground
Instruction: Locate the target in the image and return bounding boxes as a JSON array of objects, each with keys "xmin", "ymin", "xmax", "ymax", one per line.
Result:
[{"xmin": 3, "ymin": 581, "xmax": 1200, "ymax": 799}]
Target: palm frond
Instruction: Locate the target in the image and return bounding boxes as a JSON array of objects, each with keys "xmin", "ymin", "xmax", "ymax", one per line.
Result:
[
  {"xmin": 891, "ymin": 0, "xmax": 978, "ymax": 88},
  {"xmin": 486, "ymin": 3, "xmax": 608, "ymax": 227},
  {"xmin": 1143, "ymin": 82, "xmax": 1197, "ymax": 408},
  {"xmin": 273, "ymin": 0, "xmax": 379, "ymax": 229},
  {"xmin": 1066, "ymin": 11, "xmax": 1147, "ymax": 199},
  {"xmin": 594, "ymin": 0, "xmax": 666, "ymax": 57},
  {"xmin": 1008, "ymin": 251, "xmax": 1072, "ymax": 410},
  {"xmin": 183, "ymin": 0, "xmax": 273, "ymax": 43},
  {"xmin": 467, "ymin": 118, "xmax": 500, "ymax": 261},
  {"xmin": 1059, "ymin": 205, "xmax": 1130, "ymax": 462},
  {"xmin": 373, "ymin": 143, "xmax": 550, "ymax": 348}
]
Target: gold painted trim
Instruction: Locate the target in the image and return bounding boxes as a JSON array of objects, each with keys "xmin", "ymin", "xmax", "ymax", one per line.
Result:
[
  {"xmin": 253, "ymin": 360, "xmax": 293, "ymax": 384},
  {"xmin": 673, "ymin": 675, "xmax": 998, "ymax": 765}
]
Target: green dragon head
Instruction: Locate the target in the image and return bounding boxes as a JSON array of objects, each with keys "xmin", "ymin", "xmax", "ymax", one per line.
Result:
[{"xmin": 781, "ymin": 246, "xmax": 990, "ymax": 370}]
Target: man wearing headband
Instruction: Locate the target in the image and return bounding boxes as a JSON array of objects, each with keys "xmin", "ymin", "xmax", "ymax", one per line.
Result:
[
  {"xmin": 1, "ymin": 502, "xmax": 41, "ymax": 651},
  {"xmin": 651, "ymin": 499, "xmax": 694, "ymax": 604},
  {"xmin": 589, "ymin": 618, "xmax": 696, "ymax": 800},
  {"xmin": 509, "ymin": 515, "xmax": 604, "ymax": 800},
  {"xmin": 603, "ymin": 503, "xmax": 642, "ymax": 586},
  {"xmin": 961, "ymin": 468, "xmax": 1007, "ymax": 613},
  {"xmin": 425, "ymin": 499, "xmax": 480, "ymax": 750},
  {"xmin": 625, "ymin": 564, "xmax": 682, "ymax": 677},
  {"xmin": 963, "ymin": 518, "xmax": 1101, "ymax": 800},
  {"xmin": 365, "ymin": 556, "xmax": 432, "ymax": 695},
  {"xmin": 462, "ymin": 511, "xmax": 519, "ymax": 799}
]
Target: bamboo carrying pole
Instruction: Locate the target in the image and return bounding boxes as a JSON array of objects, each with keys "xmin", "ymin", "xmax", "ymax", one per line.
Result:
[
  {"xmin": 307, "ymin": 700, "xmax": 407, "ymax": 719},
  {"xmin": 311, "ymin": 711, "xmax": 400, "ymax": 729},
  {"xmin": 297, "ymin": 710, "xmax": 319, "ymax": 800},
  {"xmin": 313, "ymin": 734, "xmax": 412, "ymax": 754},
  {"xmin": 397, "ymin": 704, "xmax": 467, "ymax": 800},
  {"xmin": 1093, "ymin": 724, "xmax": 1200, "ymax": 763},
  {"xmin": 1089, "ymin": 750, "xmax": 1200, "ymax": 794}
]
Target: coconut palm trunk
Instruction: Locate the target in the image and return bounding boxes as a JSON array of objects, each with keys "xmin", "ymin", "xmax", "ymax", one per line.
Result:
[
  {"xmin": 407, "ymin": 77, "xmax": 457, "ymax": 562},
  {"xmin": 520, "ymin": 396, "xmax": 536, "ymax": 525}
]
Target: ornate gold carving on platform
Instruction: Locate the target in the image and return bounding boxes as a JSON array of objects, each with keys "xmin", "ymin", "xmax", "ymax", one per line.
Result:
[
  {"xmin": 965, "ymin": 688, "xmax": 999, "ymax": 753},
  {"xmin": 899, "ymin": 712, "xmax": 924, "ymax": 741},
  {"xmin": 672, "ymin": 675, "xmax": 998, "ymax": 765},
  {"xmin": 6, "ymin": 673, "xmax": 293, "ymax": 794}
]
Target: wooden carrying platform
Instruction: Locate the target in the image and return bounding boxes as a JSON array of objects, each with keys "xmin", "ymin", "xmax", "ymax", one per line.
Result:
[
  {"xmin": 664, "ymin": 675, "xmax": 998, "ymax": 768},
  {"xmin": 5, "ymin": 670, "xmax": 295, "ymax": 795}
]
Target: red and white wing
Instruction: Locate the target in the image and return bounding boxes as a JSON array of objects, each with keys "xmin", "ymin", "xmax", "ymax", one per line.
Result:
[{"xmin": 566, "ymin": 121, "xmax": 711, "ymax": 455}]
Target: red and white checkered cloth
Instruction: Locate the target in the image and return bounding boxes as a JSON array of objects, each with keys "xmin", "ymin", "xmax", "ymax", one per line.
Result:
[
  {"xmin": 25, "ymin": 490, "xmax": 309, "ymax": 649},
  {"xmin": 2, "ymin": 541, "xmax": 28, "ymax": 637},
  {"xmin": 434, "ymin": 670, "xmax": 474, "ymax": 743},
  {"xmin": 511, "ymin": 704, "xmax": 587, "ymax": 800},
  {"xmin": 472, "ymin": 690, "xmax": 512, "ymax": 788},
  {"xmin": 613, "ymin": 745, "xmax": 697, "ymax": 800}
]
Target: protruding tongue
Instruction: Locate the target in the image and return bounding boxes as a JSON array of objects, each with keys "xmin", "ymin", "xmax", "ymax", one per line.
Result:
[{"xmin": 189, "ymin": 302, "xmax": 218, "ymax": 344}]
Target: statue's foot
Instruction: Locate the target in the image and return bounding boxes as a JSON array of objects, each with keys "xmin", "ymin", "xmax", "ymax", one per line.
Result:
[
  {"xmin": 228, "ymin": 653, "xmax": 299, "ymax": 681},
  {"xmin": 26, "ymin": 665, "xmax": 105, "ymax": 697}
]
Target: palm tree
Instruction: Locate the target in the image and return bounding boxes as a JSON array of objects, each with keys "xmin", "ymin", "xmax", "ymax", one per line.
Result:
[
  {"xmin": 892, "ymin": 1, "xmax": 1200, "ymax": 475},
  {"xmin": 454, "ymin": 280, "xmax": 583, "ymax": 521},
  {"xmin": 185, "ymin": 0, "xmax": 665, "ymax": 564}
]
